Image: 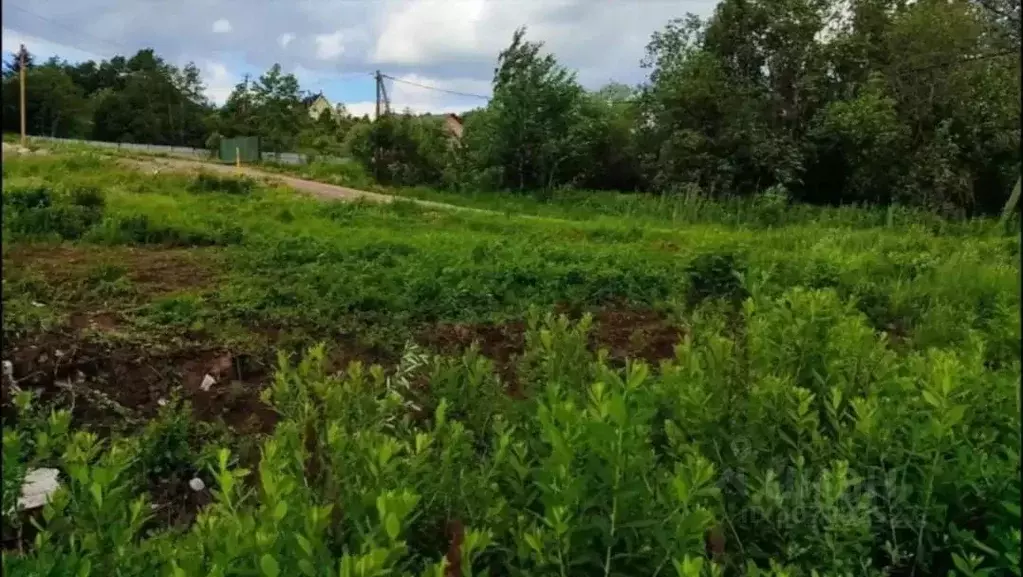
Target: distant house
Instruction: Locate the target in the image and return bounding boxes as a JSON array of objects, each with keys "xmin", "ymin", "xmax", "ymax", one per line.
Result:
[
  {"xmin": 443, "ymin": 113, "xmax": 464, "ymax": 140},
  {"xmin": 420, "ymin": 112, "xmax": 464, "ymax": 142},
  {"xmin": 302, "ymin": 92, "xmax": 334, "ymax": 120}
]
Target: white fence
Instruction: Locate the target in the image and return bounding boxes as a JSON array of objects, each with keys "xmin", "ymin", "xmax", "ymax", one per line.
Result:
[
  {"xmin": 28, "ymin": 136, "xmax": 213, "ymax": 160},
  {"xmin": 26, "ymin": 135, "xmax": 343, "ymax": 166}
]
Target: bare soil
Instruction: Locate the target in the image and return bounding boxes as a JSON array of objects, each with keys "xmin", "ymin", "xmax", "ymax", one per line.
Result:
[
  {"xmin": 4, "ymin": 244, "xmax": 685, "ymax": 436},
  {"xmin": 3, "ymin": 332, "xmax": 276, "ymax": 435},
  {"xmin": 420, "ymin": 306, "xmax": 685, "ymax": 394}
]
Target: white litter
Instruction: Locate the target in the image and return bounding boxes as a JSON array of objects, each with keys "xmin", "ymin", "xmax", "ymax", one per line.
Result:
[
  {"xmin": 18, "ymin": 468, "xmax": 60, "ymax": 510},
  {"xmin": 188, "ymin": 477, "xmax": 206, "ymax": 492},
  {"xmin": 2, "ymin": 360, "xmax": 13, "ymax": 380},
  {"xmin": 200, "ymin": 374, "xmax": 217, "ymax": 392},
  {"xmin": 157, "ymin": 398, "xmax": 168, "ymax": 407},
  {"xmin": 31, "ymin": 301, "xmax": 44, "ymax": 308}
]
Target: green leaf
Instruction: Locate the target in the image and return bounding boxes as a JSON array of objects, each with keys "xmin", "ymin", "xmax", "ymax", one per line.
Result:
[
  {"xmin": 273, "ymin": 501, "xmax": 288, "ymax": 521},
  {"xmin": 89, "ymin": 482, "xmax": 103, "ymax": 508},
  {"xmin": 295, "ymin": 534, "xmax": 314, "ymax": 556},
  {"xmin": 951, "ymin": 553, "xmax": 972, "ymax": 575},
  {"xmin": 385, "ymin": 512, "xmax": 401, "ymax": 542},
  {"xmin": 260, "ymin": 553, "xmax": 280, "ymax": 577}
]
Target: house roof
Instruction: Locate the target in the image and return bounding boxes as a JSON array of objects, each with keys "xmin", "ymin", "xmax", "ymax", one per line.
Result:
[
  {"xmin": 302, "ymin": 92, "xmax": 327, "ymax": 107},
  {"xmin": 421, "ymin": 112, "xmax": 463, "ymax": 124}
]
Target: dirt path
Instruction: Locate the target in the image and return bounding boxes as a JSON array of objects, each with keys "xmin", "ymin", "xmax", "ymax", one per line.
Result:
[
  {"xmin": 121, "ymin": 155, "xmax": 683, "ymax": 235},
  {"xmin": 125, "ymin": 156, "xmax": 485, "ymax": 213}
]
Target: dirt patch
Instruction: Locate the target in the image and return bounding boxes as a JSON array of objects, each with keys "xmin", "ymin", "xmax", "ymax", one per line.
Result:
[
  {"xmin": 4, "ymin": 244, "xmax": 222, "ymax": 295},
  {"xmin": 421, "ymin": 321, "xmax": 528, "ymax": 368},
  {"xmin": 590, "ymin": 308, "xmax": 685, "ymax": 365},
  {"xmin": 420, "ymin": 320, "xmax": 527, "ymax": 393},
  {"xmin": 124, "ymin": 157, "xmax": 396, "ymax": 203},
  {"xmin": 420, "ymin": 306, "xmax": 685, "ymax": 390},
  {"xmin": 68, "ymin": 311, "xmax": 121, "ymax": 332},
  {"xmin": 2, "ymin": 332, "xmax": 275, "ymax": 436}
]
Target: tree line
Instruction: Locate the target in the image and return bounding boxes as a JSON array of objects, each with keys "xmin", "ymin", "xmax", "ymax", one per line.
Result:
[
  {"xmin": 0, "ymin": 49, "xmax": 360, "ymax": 157},
  {"xmin": 3, "ymin": 0, "xmax": 1019, "ymax": 214}
]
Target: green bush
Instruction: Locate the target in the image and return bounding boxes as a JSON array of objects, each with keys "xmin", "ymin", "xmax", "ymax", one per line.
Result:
[
  {"xmin": 68, "ymin": 186, "xmax": 105, "ymax": 209},
  {"xmin": 2, "ymin": 184, "xmax": 108, "ymax": 240},
  {"xmin": 4, "ymin": 186, "xmax": 53, "ymax": 211},
  {"xmin": 2, "ymin": 309, "xmax": 1019, "ymax": 576},
  {"xmin": 101, "ymin": 214, "xmax": 242, "ymax": 247},
  {"xmin": 684, "ymin": 252, "xmax": 749, "ymax": 307},
  {"xmin": 188, "ymin": 173, "xmax": 255, "ymax": 196}
]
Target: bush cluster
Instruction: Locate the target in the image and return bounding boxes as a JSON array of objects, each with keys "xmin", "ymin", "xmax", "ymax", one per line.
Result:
[{"xmin": 3, "ymin": 302, "xmax": 1019, "ymax": 576}]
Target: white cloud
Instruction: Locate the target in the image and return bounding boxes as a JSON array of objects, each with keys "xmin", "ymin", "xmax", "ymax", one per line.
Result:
[
  {"xmin": 202, "ymin": 60, "xmax": 237, "ymax": 105},
  {"xmin": 5, "ymin": 1, "xmax": 718, "ymax": 114},
  {"xmin": 314, "ymin": 29, "xmax": 345, "ymax": 60},
  {"xmin": 371, "ymin": 0, "xmax": 488, "ymax": 65},
  {"xmin": 212, "ymin": 19, "xmax": 232, "ymax": 34}
]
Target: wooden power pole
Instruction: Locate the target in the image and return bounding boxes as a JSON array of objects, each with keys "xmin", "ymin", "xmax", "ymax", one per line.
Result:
[
  {"xmin": 19, "ymin": 44, "xmax": 27, "ymax": 146},
  {"xmin": 375, "ymin": 70, "xmax": 381, "ymax": 121},
  {"xmin": 374, "ymin": 70, "xmax": 381, "ymax": 181}
]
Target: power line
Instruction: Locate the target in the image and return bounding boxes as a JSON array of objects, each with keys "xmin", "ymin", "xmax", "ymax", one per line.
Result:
[
  {"xmin": 380, "ymin": 73, "xmax": 491, "ymax": 100},
  {"xmin": 5, "ymin": 3, "xmax": 138, "ymax": 57}
]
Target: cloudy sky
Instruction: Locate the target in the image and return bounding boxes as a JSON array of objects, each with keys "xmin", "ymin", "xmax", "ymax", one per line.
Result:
[{"xmin": 2, "ymin": 0, "xmax": 719, "ymax": 117}]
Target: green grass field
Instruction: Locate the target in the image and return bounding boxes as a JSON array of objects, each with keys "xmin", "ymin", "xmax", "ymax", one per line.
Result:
[{"xmin": 2, "ymin": 149, "xmax": 1020, "ymax": 576}]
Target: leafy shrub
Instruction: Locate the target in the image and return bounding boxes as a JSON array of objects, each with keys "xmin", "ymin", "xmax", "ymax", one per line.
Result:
[
  {"xmin": 102, "ymin": 214, "xmax": 242, "ymax": 247},
  {"xmin": 3, "ymin": 311, "xmax": 1017, "ymax": 576},
  {"xmin": 68, "ymin": 186, "xmax": 105, "ymax": 209},
  {"xmin": 4, "ymin": 186, "xmax": 53, "ymax": 211},
  {"xmin": 2, "ymin": 184, "xmax": 106, "ymax": 240},
  {"xmin": 188, "ymin": 172, "xmax": 255, "ymax": 195},
  {"xmin": 4, "ymin": 204, "xmax": 103, "ymax": 240},
  {"xmin": 684, "ymin": 252, "xmax": 749, "ymax": 307},
  {"xmin": 134, "ymin": 399, "xmax": 202, "ymax": 485}
]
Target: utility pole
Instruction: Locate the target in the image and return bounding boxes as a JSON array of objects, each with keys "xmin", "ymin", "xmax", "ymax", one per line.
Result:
[
  {"xmin": 374, "ymin": 70, "xmax": 381, "ymax": 121},
  {"xmin": 374, "ymin": 70, "xmax": 381, "ymax": 181},
  {"xmin": 19, "ymin": 44, "xmax": 27, "ymax": 146}
]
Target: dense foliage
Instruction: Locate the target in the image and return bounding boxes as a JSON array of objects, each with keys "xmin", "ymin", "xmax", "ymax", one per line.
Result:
[
  {"xmin": 4, "ymin": 0, "xmax": 1019, "ymax": 214},
  {"xmin": 0, "ymin": 51, "xmax": 357, "ymax": 157},
  {"xmin": 2, "ymin": 150, "xmax": 1020, "ymax": 576}
]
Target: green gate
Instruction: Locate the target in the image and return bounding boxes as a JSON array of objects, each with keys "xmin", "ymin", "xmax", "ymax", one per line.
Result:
[{"xmin": 219, "ymin": 136, "xmax": 260, "ymax": 164}]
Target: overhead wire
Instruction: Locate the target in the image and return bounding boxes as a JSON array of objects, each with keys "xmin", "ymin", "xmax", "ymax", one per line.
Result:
[
  {"xmin": 380, "ymin": 73, "xmax": 491, "ymax": 100},
  {"xmin": 5, "ymin": 2, "xmax": 138, "ymax": 57}
]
